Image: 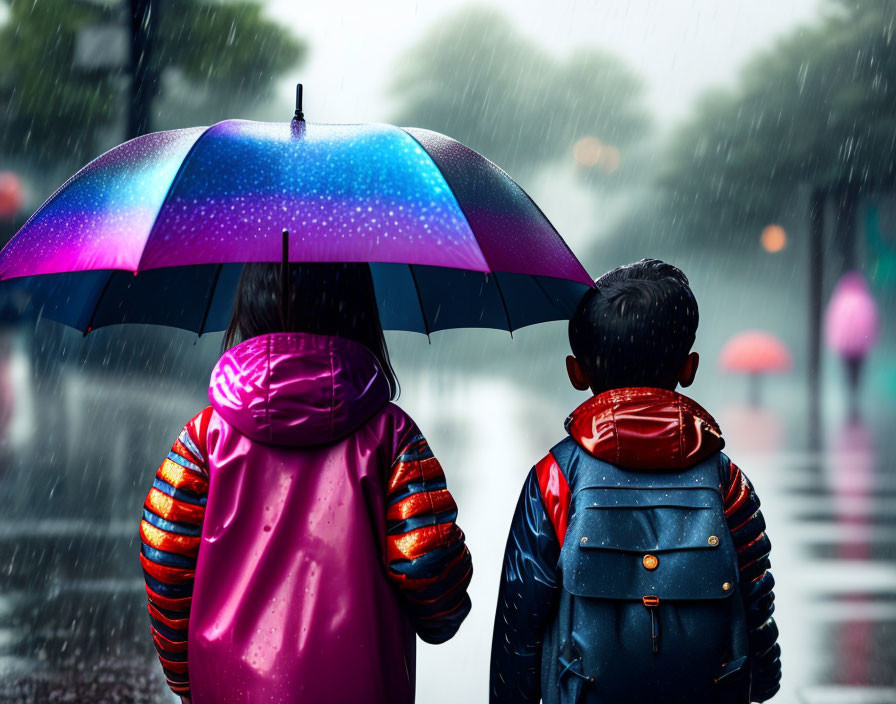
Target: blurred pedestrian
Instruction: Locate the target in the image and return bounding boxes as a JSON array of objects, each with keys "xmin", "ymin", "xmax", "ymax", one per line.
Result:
[
  {"xmin": 490, "ymin": 259, "xmax": 780, "ymax": 703},
  {"xmin": 138, "ymin": 263, "xmax": 472, "ymax": 704},
  {"xmin": 825, "ymin": 272, "xmax": 880, "ymax": 420}
]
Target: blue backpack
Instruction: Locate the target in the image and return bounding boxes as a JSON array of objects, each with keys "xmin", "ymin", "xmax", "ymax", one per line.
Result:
[{"xmin": 541, "ymin": 438, "xmax": 751, "ymax": 704}]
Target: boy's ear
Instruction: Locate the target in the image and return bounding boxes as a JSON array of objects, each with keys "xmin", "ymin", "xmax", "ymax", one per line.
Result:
[
  {"xmin": 566, "ymin": 355, "xmax": 592, "ymax": 391},
  {"xmin": 678, "ymin": 352, "xmax": 700, "ymax": 388}
]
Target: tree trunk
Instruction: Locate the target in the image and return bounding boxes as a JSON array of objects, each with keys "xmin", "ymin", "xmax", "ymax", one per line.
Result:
[
  {"xmin": 835, "ymin": 182, "xmax": 860, "ymax": 274},
  {"xmin": 808, "ymin": 188, "xmax": 825, "ymax": 452}
]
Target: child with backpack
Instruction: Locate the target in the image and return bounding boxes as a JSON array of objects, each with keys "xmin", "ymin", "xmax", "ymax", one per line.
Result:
[
  {"xmin": 490, "ymin": 259, "xmax": 780, "ymax": 704},
  {"xmin": 139, "ymin": 263, "xmax": 472, "ymax": 704}
]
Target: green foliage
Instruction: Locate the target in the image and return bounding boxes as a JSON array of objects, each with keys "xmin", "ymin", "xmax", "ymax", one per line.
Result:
[
  {"xmin": 661, "ymin": 1, "xmax": 896, "ymax": 237},
  {"xmin": 0, "ymin": 0, "xmax": 117, "ymax": 164},
  {"xmin": 0, "ymin": 0, "xmax": 305, "ymax": 166},
  {"xmin": 156, "ymin": 2, "xmax": 303, "ymax": 106},
  {"xmin": 389, "ymin": 7, "xmax": 649, "ymax": 179}
]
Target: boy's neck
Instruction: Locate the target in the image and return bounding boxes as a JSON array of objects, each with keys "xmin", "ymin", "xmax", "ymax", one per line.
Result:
[{"xmin": 589, "ymin": 383, "xmax": 678, "ymax": 396}]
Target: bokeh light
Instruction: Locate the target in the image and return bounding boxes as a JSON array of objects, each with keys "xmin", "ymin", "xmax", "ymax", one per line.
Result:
[
  {"xmin": 573, "ymin": 136, "xmax": 603, "ymax": 168},
  {"xmin": 0, "ymin": 171, "xmax": 24, "ymax": 219},
  {"xmin": 601, "ymin": 145, "xmax": 621, "ymax": 173},
  {"xmin": 572, "ymin": 137, "xmax": 620, "ymax": 173},
  {"xmin": 760, "ymin": 224, "xmax": 787, "ymax": 252}
]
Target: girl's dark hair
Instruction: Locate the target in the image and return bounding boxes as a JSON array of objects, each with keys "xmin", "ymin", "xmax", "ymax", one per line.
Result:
[
  {"xmin": 568, "ymin": 258, "xmax": 698, "ymax": 393},
  {"xmin": 224, "ymin": 262, "xmax": 398, "ymax": 399}
]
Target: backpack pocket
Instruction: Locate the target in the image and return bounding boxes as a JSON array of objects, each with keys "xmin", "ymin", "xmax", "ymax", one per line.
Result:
[
  {"xmin": 563, "ymin": 486, "xmax": 738, "ymax": 601},
  {"xmin": 556, "ymin": 486, "xmax": 745, "ymax": 702}
]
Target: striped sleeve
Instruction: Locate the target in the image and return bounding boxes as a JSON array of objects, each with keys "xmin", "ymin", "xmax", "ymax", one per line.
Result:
[
  {"xmin": 385, "ymin": 430, "xmax": 473, "ymax": 644},
  {"xmin": 724, "ymin": 460, "xmax": 781, "ymax": 702},
  {"xmin": 139, "ymin": 408, "xmax": 212, "ymax": 699}
]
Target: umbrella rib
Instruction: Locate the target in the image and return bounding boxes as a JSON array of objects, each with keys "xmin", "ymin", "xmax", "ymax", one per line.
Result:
[
  {"xmin": 531, "ymin": 275, "xmax": 558, "ymax": 309},
  {"xmin": 397, "ymin": 128, "xmax": 490, "ymax": 271},
  {"xmin": 407, "ymin": 265, "xmax": 431, "ymax": 341},
  {"xmin": 197, "ymin": 264, "xmax": 223, "ymax": 338},
  {"xmin": 83, "ymin": 271, "xmax": 116, "ymax": 337},
  {"xmin": 492, "ymin": 272, "xmax": 514, "ymax": 337},
  {"xmin": 399, "ymin": 127, "xmax": 590, "ymax": 285},
  {"xmin": 135, "ymin": 124, "xmax": 217, "ymax": 272}
]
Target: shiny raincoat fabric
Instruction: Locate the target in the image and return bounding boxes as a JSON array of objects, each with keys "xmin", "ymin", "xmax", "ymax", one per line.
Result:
[
  {"xmin": 490, "ymin": 388, "xmax": 780, "ymax": 704},
  {"xmin": 139, "ymin": 332, "xmax": 472, "ymax": 704},
  {"xmin": 192, "ymin": 333, "xmax": 413, "ymax": 703}
]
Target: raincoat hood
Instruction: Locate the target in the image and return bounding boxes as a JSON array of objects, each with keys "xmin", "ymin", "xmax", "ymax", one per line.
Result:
[
  {"xmin": 208, "ymin": 332, "xmax": 390, "ymax": 446},
  {"xmin": 565, "ymin": 387, "xmax": 724, "ymax": 470}
]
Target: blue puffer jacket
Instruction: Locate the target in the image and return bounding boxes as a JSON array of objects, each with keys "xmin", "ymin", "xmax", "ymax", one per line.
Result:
[{"xmin": 489, "ymin": 388, "xmax": 780, "ymax": 703}]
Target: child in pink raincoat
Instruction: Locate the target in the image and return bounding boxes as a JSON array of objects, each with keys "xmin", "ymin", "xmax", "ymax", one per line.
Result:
[{"xmin": 139, "ymin": 263, "xmax": 473, "ymax": 703}]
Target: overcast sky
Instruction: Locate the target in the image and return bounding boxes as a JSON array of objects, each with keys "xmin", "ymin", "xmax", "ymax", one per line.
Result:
[{"xmin": 266, "ymin": 0, "xmax": 823, "ymax": 126}]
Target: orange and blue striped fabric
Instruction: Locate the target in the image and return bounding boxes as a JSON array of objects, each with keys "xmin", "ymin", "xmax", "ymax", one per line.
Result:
[
  {"xmin": 385, "ymin": 431, "xmax": 472, "ymax": 644},
  {"xmin": 140, "ymin": 407, "xmax": 212, "ymax": 698},
  {"xmin": 724, "ymin": 461, "xmax": 780, "ymax": 701}
]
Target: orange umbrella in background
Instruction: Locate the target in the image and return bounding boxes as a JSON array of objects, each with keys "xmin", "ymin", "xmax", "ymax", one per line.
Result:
[{"xmin": 720, "ymin": 330, "xmax": 792, "ymax": 405}]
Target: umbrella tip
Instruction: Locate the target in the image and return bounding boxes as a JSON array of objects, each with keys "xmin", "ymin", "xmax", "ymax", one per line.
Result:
[{"xmin": 294, "ymin": 84, "xmax": 304, "ymax": 122}]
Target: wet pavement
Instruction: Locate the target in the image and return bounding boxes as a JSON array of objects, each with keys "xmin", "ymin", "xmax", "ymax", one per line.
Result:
[
  {"xmin": 750, "ymin": 432, "xmax": 896, "ymax": 703},
  {"xmin": 0, "ymin": 367, "xmax": 894, "ymax": 703},
  {"xmin": 0, "ymin": 526, "xmax": 169, "ymax": 703}
]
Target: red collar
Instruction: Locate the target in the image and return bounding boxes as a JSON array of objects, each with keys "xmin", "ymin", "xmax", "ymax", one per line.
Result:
[{"xmin": 565, "ymin": 387, "xmax": 724, "ymax": 470}]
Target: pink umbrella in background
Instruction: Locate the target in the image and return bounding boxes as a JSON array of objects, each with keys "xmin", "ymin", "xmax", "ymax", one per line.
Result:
[
  {"xmin": 720, "ymin": 330, "xmax": 792, "ymax": 406},
  {"xmin": 825, "ymin": 272, "xmax": 880, "ymax": 419}
]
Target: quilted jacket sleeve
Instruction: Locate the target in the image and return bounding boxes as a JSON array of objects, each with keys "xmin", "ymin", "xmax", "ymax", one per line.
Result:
[
  {"xmin": 139, "ymin": 408, "xmax": 212, "ymax": 699},
  {"xmin": 384, "ymin": 428, "xmax": 473, "ymax": 644},
  {"xmin": 724, "ymin": 460, "xmax": 782, "ymax": 702}
]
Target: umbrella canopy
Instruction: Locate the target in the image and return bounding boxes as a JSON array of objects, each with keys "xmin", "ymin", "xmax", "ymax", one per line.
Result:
[
  {"xmin": 825, "ymin": 272, "xmax": 879, "ymax": 361},
  {"xmin": 719, "ymin": 331, "xmax": 792, "ymax": 375},
  {"xmin": 0, "ymin": 114, "xmax": 592, "ymax": 336}
]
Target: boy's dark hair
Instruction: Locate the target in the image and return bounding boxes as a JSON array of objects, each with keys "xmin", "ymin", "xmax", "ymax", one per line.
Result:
[
  {"xmin": 224, "ymin": 262, "xmax": 398, "ymax": 399},
  {"xmin": 568, "ymin": 258, "xmax": 698, "ymax": 392}
]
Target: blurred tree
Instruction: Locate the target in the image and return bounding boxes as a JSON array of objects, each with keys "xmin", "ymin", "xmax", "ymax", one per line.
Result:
[
  {"xmin": 389, "ymin": 7, "xmax": 649, "ymax": 179},
  {"xmin": 661, "ymin": 1, "xmax": 896, "ymax": 251},
  {"xmin": 658, "ymin": 0, "xmax": 896, "ymax": 450},
  {"xmin": 0, "ymin": 0, "xmax": 305, "ymax": 168}
]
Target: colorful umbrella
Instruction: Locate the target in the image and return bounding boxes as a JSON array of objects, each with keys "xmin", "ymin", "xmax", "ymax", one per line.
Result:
[
  {"xmin": 719, "ymin": 330, "xmax": 792, "ymax": 406},
  {"xmin": 0, "ymin": 88, "xmax": 592, "ymax": 337}
]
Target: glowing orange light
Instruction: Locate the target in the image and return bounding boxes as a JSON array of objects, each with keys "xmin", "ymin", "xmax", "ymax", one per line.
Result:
[
  {"xmin": 573, "ymin": 137, "xmax": 603, "ymax": 168},
  {"xmin": 761, "ymin": 224, "xmax": 787, "ymax": 253}
]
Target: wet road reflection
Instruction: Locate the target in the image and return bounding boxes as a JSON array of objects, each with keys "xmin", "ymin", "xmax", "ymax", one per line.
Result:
[
  {"xmin": 0, "ymin": 370, "xmax": 894, "ymax": 703},
  {"xmin": 740, "ymin": 414, "xmax": 896, "ymax": 704}
]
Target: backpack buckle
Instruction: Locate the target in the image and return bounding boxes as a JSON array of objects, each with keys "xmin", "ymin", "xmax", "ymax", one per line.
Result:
[{"xmin": 642, "ymin": 595, "xmax": 660, "ymax": 653}]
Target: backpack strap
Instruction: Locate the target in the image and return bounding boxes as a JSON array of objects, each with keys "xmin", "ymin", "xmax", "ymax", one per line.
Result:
[
  {"xmin": 535, "ymin": 453, "xmax": 570, "ymax": 547},
  {"xmin": 534, "ymin": 438, "xmax": 579, "ymax": 547}
]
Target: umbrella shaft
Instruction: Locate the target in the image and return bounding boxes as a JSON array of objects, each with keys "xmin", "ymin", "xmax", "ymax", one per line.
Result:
[{"xmin": 280, "ymin": 230, "xmax": 290, "ymax": 330}]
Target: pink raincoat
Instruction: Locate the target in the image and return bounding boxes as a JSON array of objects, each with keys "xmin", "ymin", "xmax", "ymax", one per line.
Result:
[{"xmin": 139, "ymin": 332, "xmax": 472, "ymax": 703}]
